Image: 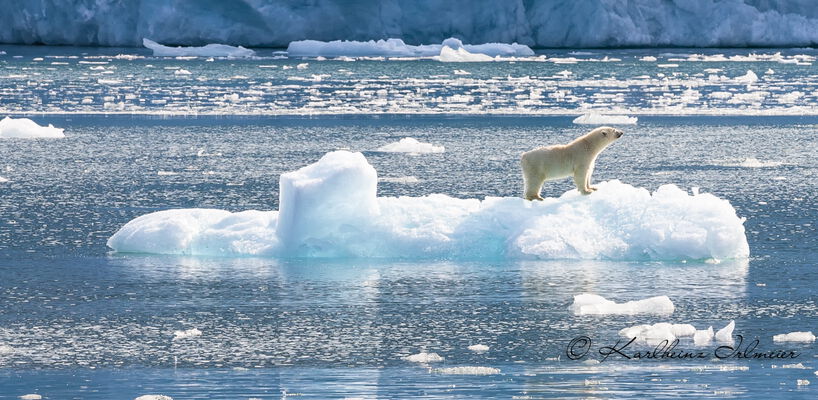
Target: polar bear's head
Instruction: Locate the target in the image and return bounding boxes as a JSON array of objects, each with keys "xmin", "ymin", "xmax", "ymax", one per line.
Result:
[
  {"xmin": 585, "ymin": 126, "xmax": 623, "ymax": 150},
  {"xmin": 596, "ymin": 126, "xmax": 624, "ymax": 141}
]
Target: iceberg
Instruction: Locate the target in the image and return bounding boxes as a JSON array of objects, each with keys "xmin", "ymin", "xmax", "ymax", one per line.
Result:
[
  {"xmin": 108, "ymin": 151, "xmax": 750, "ymax": 261},
  {"xmin": 0, "ymin": 117, "xmax": 65, "ymax": 139},
  {"xmin": 570, "ymin": 294, "xmax": 675, "ymax": 315},
  {"xmin": 573, "ymin": 113, "xmax": 638, "ymax": 125},
  {"xmin": 287, "ymin": 37, "xmax": 532, "ymax": 59},
  {"xmin": 143, "ymin": 38, "xmax": 255, "ymax": 58}
]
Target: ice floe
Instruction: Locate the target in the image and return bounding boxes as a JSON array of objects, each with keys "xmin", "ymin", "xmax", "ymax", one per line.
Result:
[
  {"xmin": 403, "ymin": 352, "xmax": 444, "ymax": 363},
  {"xmin": 18, "ymin": 395, "xmax": 42, "ymax": 400},
  {"xmin": 468, "ymin": 344, "xmax": 490, "ymax": 352},
  {"xmin": 375, "ymin": 137, "xmax": 445, "ymax": 154},
  {"xmin": 172, "ymin": 328, "xmax": 202, "ymax": 340},
  {"xmin": 0, "ymin": 117, "xmax": 65, "ymax": 139},
  {"xmin": 287, "ymin": 37, "xmax": 532, "ymax": 59},
  {"xmin": 573, "ymin": 113, "xmax": 638, "ymax": 125},
  {"xmin": 143, "ymin": 38, "xmax": 254, "ymax": 58},
  {"xmin": 134, "ymin": 396, "xmax": 173, "ymax": 400},
  {"xmin": 571, "ymin": 294, "xmax": 675, "ymax": 315},
  {"xmin": 108, "ymin": 151, "xmax": 750, "ymax": 261},
  {"xmin": 433, "ymin": 366, "xmax": 500, "ymax": 375},
  {"xmin": 773, "ymin": 331, "xmax": 816, "ymax": 343},
  {"xmin": 620, "ymin": 320, "xmax": 735, "ymax": 345}
]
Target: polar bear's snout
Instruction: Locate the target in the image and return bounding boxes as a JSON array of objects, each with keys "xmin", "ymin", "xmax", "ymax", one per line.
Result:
[{"xmin": 615, "ymin": 129, "xmax": 623, "ymax": 138}]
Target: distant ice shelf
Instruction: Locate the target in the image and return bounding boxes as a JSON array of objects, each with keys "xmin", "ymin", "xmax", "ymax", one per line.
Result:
[{"xmin": 108, "ymin": 150, "xmax": 750, "ymax": 261}]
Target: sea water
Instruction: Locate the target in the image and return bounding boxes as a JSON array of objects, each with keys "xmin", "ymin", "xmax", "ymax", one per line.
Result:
[{"xmin": 1, "ymin": 46, "xmax": 817, "ymax": 399}]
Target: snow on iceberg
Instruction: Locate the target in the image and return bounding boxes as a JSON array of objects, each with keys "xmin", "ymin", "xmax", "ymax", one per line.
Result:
[
  {"xmin": 0, "ymin": 117, "xmax": 65, "ymax": 139},
  {"xmin": 287, "ymin": 37, "xmax": 532, "ymax": 59},
  {"xmin": 376, "ymin": 137, "xmax": 445, "ymax": 154},
  {"xmin": 403, "ymin": 352, "xmax": 444, "ymax": 363},
  {"xmin": 570, "ymin": 294, "xmax": 674, "ymax": 315},
  {"xmin": 108, "ymin": 151, "xmax": 750, "ymax": 261},
  {"xmin": 573, "ymin": 113, "xmax": 638, "ymax": 125},
  {"xmin": 143, "ymin": 38, "xmax": 254, "ymax": 58}
]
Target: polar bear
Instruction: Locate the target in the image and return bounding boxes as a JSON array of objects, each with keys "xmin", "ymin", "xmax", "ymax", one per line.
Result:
[{"xmin": 521, "ymin": 126, "xmax": 623, "ymax": 200}]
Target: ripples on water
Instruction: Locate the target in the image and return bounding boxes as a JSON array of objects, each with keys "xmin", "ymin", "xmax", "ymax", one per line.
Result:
[{"xmin": 1, "ymin": 45, "xmax": 817, "ymax": 399}]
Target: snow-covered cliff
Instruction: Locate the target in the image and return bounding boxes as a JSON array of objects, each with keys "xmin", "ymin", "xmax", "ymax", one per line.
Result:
[{"xmin": 1, "ymin": 0, "xmax": 815, "ymax": 48}]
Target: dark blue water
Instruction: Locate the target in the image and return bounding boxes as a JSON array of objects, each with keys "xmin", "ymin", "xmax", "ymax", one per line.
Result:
[{"xmin": 1, "ymin": 115, "xmax": 817, "ymax": 398}]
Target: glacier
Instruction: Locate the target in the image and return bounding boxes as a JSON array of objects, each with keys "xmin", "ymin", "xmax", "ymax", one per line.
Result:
[
  {"xmin": 107, "ymin": 150, "xmax": 750, "ymax": 261},
  {"xmin": 1, "ymin": 1, "xmax": 817, "ymax": 48}
]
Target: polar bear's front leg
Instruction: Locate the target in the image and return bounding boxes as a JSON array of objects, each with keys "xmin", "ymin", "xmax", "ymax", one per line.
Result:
[
  {"xmin": 573, "ymin": 165, "xmax": 594, "ymax": 195},
  {"xmin": 585, "ymin": 160, "xmax": 597, "ymax": 192},
  {"xmin": 523, "ymin": 174, "xmax": 546, "ymax": 201}
]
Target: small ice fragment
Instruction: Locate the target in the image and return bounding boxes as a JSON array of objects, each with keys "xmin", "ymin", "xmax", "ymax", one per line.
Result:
[
  {"xmin": 296, "ymin": 63, "xmax": 308, "ymax": 69},
  {"xmin": 468, "ymin": 344, "xmax": 489, "ymax": 352},
  {"xmin": 134, "ymin": 396, "xmax": 173, "ymax": 400},
  {"xmin": 572, "ymin": 113, "xmax": 637, "ymax": 125},
  {"xmin": 376, "ymin": 137, "xmax": 444, "ymax": 153},
  {"xmin": 781, "ymin": 363, "xmax": 807, "ymax": 369},
  {"xmin": 715, "ymin": 321, "xmax": 735, "ymax": 342},
  {"xmin": 773, "ymin": 332, "xmax": 816, "ymax": 343},
  {"xmin": 403, "ymin": 352, "xmax": 443, "ymax": 363},
  {"xmin": 693, "ymin": 327, "xmax": 714, "ymax": 346},
  {"xmin": 0, "ymin": 176, "xmax": 8, "ymax": 183},
  {"xmin": 19, "ymin": 395, "xmax": 41, "ymax": 400},
  {"xmin": 172, "ymin": 328, "xmax": 202, "ymax": 340},
  {"xmin": 797, "ymin": 379, "xmax": 810, "ymax": 386},
  {"xmin": 571, "ymin": 294, "xmax": 675, "ymax": 315},
  {"xmin": 433, "ymin": 366, "xmax": 500, "ymax": 375},
  {"xmin": 735, "ymin": 70, "xmax": 758, "ymax": 83},
  {"xmin": 640, "ymin": 56, "xmax": 657, "ymax": 62},
  {"xmin": 174, "ymin": 69, "xmax": 191, "ymax": 75}
]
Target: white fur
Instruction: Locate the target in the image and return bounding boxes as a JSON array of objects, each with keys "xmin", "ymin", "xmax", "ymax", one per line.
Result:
[{"xmin": 521, "ymin": 126, "xmax": 623, "ymax": 200}]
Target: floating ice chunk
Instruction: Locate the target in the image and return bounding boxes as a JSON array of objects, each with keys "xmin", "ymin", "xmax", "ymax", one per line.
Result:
[
  {"xmin": 109, "ymin": 151, "xmax": 750, "ymax": 260},
  {"xmin": 403, "ymin": 352, "xmax": 444, "ymax": 363},
  {"xmin": 735, "ymin": 70, "xmax": 758, "ymax": 84},
  {"xmin": 619, "ymin": 323, "xmax": 696, "ymax": 344},
  {"xmin": 0, "ymin": 117, "xmax": 65, "ymax": 139},
  {"xmin": 0, "ymin": 176, "xmax": 8, "ymax": 183},
  {"xmin": 0, "ymin": 344, "xmax": 12, "ymax": 353},
  {"xmin": 173, "ymin": 328, "xmax": 202, "ymax": 340},
  {"xmin": 379, "ymin": 176, "xmax": 420, "ymax": 184},
  {"xmin": 143, "ymin": 38, "xmax": 254, "ymax": 58},
  {"xmin": 693, "ymin": 327, "xmax": 714, "ymax": 346},
  {"xmin": 781, "ymin": 363, "xmax": 807, "ymax": 369},
  {"xmin": 433, "ymin": 366, "xmax": 500, "ymax": 375},
  {"xmin": 438, "ymin": 45, "xmax": 494, "ymax": 62},
  {"xmin": 797, "ymin": 380, "xmax": 810, "ymax": 386},
  {"xmin": 135, "ymin": 396, "xmax": 173, "ymax": 400},
  {"xmin": 287, "ymin": 37, "xmax": 532, "ymax": 58},
  {"xmin": 174, "ymin": 69, "xmax": 191, "ymax": 75},
  {"xmin": 572, "ymin": 113, "xmax": 638, "ymax": 125},
  {"xmin": 19, "ymin": 395, "xmax": 41, "ymax": 400},
  {"xmin": 570, "ymin": 294, "xmax": 675, "ymax": 315},
  {"xmin": 715, "ymin": 320, "xmax": 735, "ymax": 342},
  {"xmin": 468, "ymin": 344, "xmax": 490, "ymax": 352},
  {"xmin": 453, "ymin": 69, "xmax": 471, "ymax": 75},
  {"xmin": 376, "ymin": 137, "xmax": 444, "ymax": 154},
  {"xmin": 773, "ymin": 332, "xmax": 816, "ymax": 343},
  {"xmin": 640, "ymin": 56, "xmax": 657, "ymax": 62}
]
